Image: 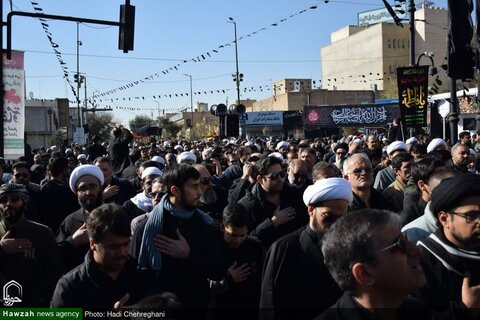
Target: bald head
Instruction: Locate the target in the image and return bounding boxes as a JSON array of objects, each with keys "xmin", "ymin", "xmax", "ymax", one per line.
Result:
[{"xmin": 288, "ymin": 159, "xmax": 308, "ymax": 187}]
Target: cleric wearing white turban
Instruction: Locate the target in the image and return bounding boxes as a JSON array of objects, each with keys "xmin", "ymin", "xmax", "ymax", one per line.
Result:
[
  {"xmin": 427, "ymin": 138, "xmax": 447, "ymax": 153},
  {"xmin": 303, "ymin": 177, "xmax": 353, "ymax": 207},
  {"xmin": 177, "ymin": 151, "xmax": 197, "ymax": 165},
  {"xmin": 69, "ymin": 164, "xmax": 104, "ymax": 192}
]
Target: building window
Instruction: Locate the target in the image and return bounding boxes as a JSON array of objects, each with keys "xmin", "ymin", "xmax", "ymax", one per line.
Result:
[
  {"xmin": 402, "ymin": 39, "xmax": 405, "ymax": 48},
  {"xmin": 388, "ymin": 39, "xmax": 391, "ymax": 48},
  {"xmin": 393, "ymin": 39, "xmax": 396, "ymax": 49}
]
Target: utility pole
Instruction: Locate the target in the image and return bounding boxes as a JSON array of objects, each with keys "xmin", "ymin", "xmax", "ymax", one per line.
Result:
[
  {"xmin": 183, "ymin": 74, "xmax": 193, "ymax": 128},
  {"xmin": 409, "ymin": 0, "xmax": 415, "ymax": 66},
  {"xmin": 76, "ymin": 22, "xmax": 81, "ymax": 127}
]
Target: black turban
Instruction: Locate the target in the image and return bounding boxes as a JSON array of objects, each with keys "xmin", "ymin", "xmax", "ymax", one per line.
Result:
[
  {"xmin": 430, "ymin": 173, "xmax": 480, "ymax": 216},
  {"xmin": 0, "ymin": 183, "xmax": 28, "ymax": 200}
]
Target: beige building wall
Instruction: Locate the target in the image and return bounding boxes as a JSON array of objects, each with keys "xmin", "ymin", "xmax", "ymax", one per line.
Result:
[
  {"xmin": 251, "ymin": 88, "xmax": 374, "ymax": 112},
  {"xmin": 321, "ymin": 7, "xmax": 448, "ymax": 94}
]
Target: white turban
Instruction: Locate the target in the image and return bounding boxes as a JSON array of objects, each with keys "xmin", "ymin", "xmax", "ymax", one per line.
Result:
[
  {"xmin": 276, "ymin": 141, "xmax": 289, "ymax": 150},
  {"xmin": 69, "ymin": 164, "xmax": 104, "ymax": 192},
  {"xmin": 174, "ymin": 145, "xmax": 183, "ymax": 151},
  {"xmin": 303, "ymin": 177, "xmax": 353, "ymax": 207},
  {"xmin": 427, "ymin": 138, "xmax": 447, "ymax": 153},
  {"xmin": 405, "ymin": 137, "xmax": 418, "ymax": 144},
  {"xmin": 268, "ymin": 152, "xmax": 284, "ymax": 162},
  {"xmin": 65, "ymin": 148, "xmax": 72, "ymax": 154},
  {"xmin": 386, "ymin": 141, "xmax": 407, "ymax": 155},
  {"xmin": 141, "ymin": 167, "xmax": 162, "ymax": 179},
  {"xmin": 177, "ymin": 151, "xmax": 197, "ymax": 164},
  {"xmin": 151, "ymin": 156, "xmax": 166, "ymax": 165},
  {"xmin": 77, "ymin": 154, "xmax": 87, "ymax": 161}
]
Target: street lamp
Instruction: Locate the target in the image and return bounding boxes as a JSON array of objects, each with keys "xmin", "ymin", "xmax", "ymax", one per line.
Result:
[
  {"xmin": 416, "ymin": 52, "xmax": 437, "ymax": 76},
  {"xmin": 227, "ymin": 17, "xmax": 246, "ymax": 138},
  {"xmin": 183, "ymin": 73, "xmax": 194, "ymax": 128}
]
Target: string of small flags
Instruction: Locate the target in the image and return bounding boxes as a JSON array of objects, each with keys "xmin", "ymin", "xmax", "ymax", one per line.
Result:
[
  {"xmin": 30, "ymin": 0, "xmax": 79, "ymax": 102},
  {"xmin": 96, "ymin": 5, "xmax": 321, "ymax": 98}
]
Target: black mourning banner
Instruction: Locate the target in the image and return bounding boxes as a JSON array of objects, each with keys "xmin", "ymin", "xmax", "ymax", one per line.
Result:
[
  {"xmin": 397, "ymin": 66, "xmax": 428, "ymax": 127},
  {"xmin": 304, "ymin": 103, "xmax": 400, "ymax": 128},
  {"xmin": 283, "ymin": 110, "xmax": 303, "ymax": 130}
]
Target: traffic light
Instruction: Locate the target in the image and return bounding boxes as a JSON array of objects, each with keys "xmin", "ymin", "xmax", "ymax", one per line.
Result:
[
  {"xmin": 118, "ymin": 4, "xmax": 135, "ymax": 53},
  {"xmin": 447, "ymin": 0, "xmax": 474, "ymax": 80}
]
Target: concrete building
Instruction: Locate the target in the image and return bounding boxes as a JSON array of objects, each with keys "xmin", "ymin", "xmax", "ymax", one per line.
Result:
[
  {"xmin": 321, "ymin": 6, "xmax": 448, "ymax": 95},
  {"xmin": 251, "ymin": 79, "xmax": 375, "ymax": 112},
  {"xmin": 25, "ymin": 98, "xmax": 70, "ymax": 149}
]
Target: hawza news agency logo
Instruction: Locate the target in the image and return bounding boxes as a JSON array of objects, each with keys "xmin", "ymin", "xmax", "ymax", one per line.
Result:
[{"xmin": 3, "ymin": 280, "xmax": 22, "ymax": 306}]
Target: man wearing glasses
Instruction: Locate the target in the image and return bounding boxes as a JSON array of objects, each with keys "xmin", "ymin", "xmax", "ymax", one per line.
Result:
[
  {"xmin": 238, "ymin": 156, "xmax": 307, "ymax": 249},
  {"xmin": 416, "ymin": 173, "xmax": 480, "ymax": 312},
  {"xmin": 316, "ymin": 209, "xmax": 478, "ymax": 320},
  {"xmin": 343, "ymin": 154, "xmax": 395, "ymax": 212},
  {"xmin": 260, "ymin": 178, "xmax": 351, "ymax": 320}
]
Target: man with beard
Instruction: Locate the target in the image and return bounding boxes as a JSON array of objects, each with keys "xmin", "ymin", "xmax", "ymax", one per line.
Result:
[
  {"xmin": 123, "ymin": 167, "xmax": 162, "ymax": 222},
  {"xmin": 192, "ymin": 164, "xmax": 228, "ymax": 229},
  {"xmin": 11, "ymin": 161, "xmax": 42, "ymax": 222},
  {"xmin": 57, "ymin": 165, "xmax": 104, "ymax": 272},
  {"xmin": 416, "ymin": 173, "xmax": 480, "ymax": 312},
  {"xmin": 131, "ymin": 165, "xmax": 225, "ymax": 310},
  {"xmin": 227, "ymin": 153, "xmax": 261, "ymax": 205},
  {"xmin": 299, "ymin": 147, "xmax": 317, "ymax": 180},
  {"xmin": 260, "ymin": 178, "xmax": 351, "ymax": 320},
  {"xmin": 238, "ymin": 156, "xmax": 307, "ymax": 249},
  {"xmin": 451, "ymin": 143, "xmax": 470, "ymax": 173},
  {"xmin": 0, "ymin": 184, "xmax": 62, "ymax": 306},
  {"xmin": 286, "ymin": 159, "xmax": 311, "ymax": 193},
  {"xmin": 51, "ymin": 204, "xmax": 154, "ymax": 308},
  {"xmin": 223, "ymin": 146, "xmax": 251, "ymax": 189}
]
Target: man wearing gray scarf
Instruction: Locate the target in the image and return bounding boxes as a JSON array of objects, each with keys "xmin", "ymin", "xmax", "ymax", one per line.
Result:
[{"xmin": 131, "ymin": 164, "xmax": 225, "ymax": 310}]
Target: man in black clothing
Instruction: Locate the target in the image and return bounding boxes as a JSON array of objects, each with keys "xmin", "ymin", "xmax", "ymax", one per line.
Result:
[
  {"xmin": 131, "ymin": 165, "xmax": 225, "ymax": 309},
  {"xmin": 40, "ymin": 157, "xmax": 79, "ymax": 234},
  {"xmin": 316, "ymin": 209, "xmax": 477, "ymax": 320},
  {"xmin": 86, "ymin": 135, "xmax": 107, "ymax": 163},
  {"xmin": 416, "ymin": 174, "xmax": 480, "ymax": 313},
  {"xmin": 121, "ymin": 149, "xmax": 141, "ymax": 180},
  {"xmin": 260, "ymin": 177, "xmax": 351, "ymax": 320},
  {"xmin": 51, "ymin": 203, "xmax": 153, "ymax": 309},
  {"xmin": 11, "ymin": 161, "xmax": 42, "ymax": 222},
  {"xmin": 0, "ymin": 184, "xmax": 63, "ymax": 307},
  {"xmin": 343, "ymin": 154, "xmax": 395, "ymax": 212},
  {"xmin": 108, "ymin": 125, "xmax": 133, "ymax": 176},
  {"xmin": 238, "ymin": 156, "xmax": 308, "ymax": 249},
  {"xmin": 451, "ymin": 143, "xmax": 470, "ymax": 173},
  {"xmin": 210, "ymin": 204, "xmax": 264, "ymax": 319},
  {"xmin": 57, "ymin": 165, "xmax": 105, "ymax": 272},
  {"xmin": 95, "ymin": 157, "xmax": 134, "ymax": 206}
]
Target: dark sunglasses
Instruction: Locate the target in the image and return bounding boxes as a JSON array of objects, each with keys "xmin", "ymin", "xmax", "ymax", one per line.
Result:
[
  {"xmin": 14, "ymin": 173, "xmax": 29, "ymax": 179},
  {"xmin": 350, "ymin": 167, "xmax": 372, "ymax": 176},
  {"xmin": 200, "ymin": 177, "xmax": 212, "ymax": 185},
  {"xmin": 379, "ymin": 232, "xmax": 409, "ymax": 254},
  {"xmin": 264, "ymin": 171, "xmax": 286, "ymax": 180}
]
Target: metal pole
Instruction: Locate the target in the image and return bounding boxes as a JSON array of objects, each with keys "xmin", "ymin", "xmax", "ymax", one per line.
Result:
[
  {"xmin": 233, "ymin": 21, "xmax": 240, "ymax": 105},
  {"xmin": 76, "ymin": 22, "xmax": 81, "ymax": 127},
  {"xmin": 409, "ymin": 0, "xmax": 416, "ymax": 66},
  {"xmin": 183, "ymin": 74, "xmax": 193, "ymax": 127}
]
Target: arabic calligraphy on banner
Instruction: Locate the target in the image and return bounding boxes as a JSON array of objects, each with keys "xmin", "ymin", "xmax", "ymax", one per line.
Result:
[
  {"xmin": 304, "ymin": 103, "xmax": 400, "ymax": 128},
  {"xmin": 245, "ymin": 111, "xmax": 283, "ymax": 126},
  {"xmin": 397, "ymin": 66, "xmax": 428, "ymax": 127},
  {"xmin": 3, "ymin": 51, "xmax": 25, "ymax": 160}
]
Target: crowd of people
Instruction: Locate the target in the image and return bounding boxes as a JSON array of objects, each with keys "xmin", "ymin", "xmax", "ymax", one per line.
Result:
[{"xmin": 1, "ymin": 123, "xmax": 480, "ymax": 320}]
